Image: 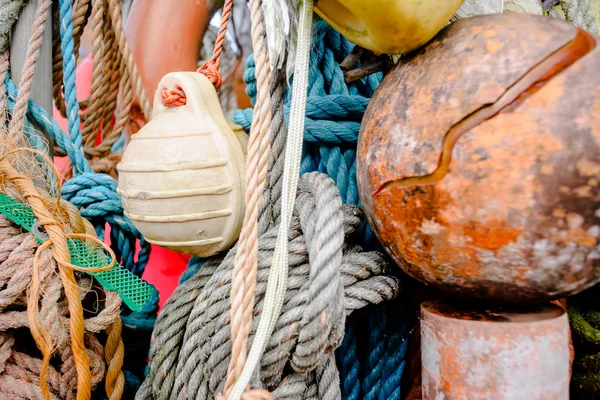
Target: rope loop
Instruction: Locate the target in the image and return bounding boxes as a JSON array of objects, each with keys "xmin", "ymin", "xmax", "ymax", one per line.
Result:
[
  {"xmin": 199, "ymin": 58, "xmax": 224, "ymax": 90},
  {"xmin": 161, "ymin": 87, "xmax": 187, "ymax": 107}
]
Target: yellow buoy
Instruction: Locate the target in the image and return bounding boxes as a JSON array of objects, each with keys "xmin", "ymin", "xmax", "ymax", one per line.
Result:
[{"xmin": 314, "ymin": 0, "xmax": 464, "ymax": 54}]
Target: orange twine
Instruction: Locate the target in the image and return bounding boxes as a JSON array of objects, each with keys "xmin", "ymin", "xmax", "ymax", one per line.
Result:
[{"xmin": 161, "ymin": 0, "xmax": 235, "ymax": 107}]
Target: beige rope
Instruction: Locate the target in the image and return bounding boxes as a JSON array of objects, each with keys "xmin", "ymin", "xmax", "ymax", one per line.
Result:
[
  {"xmin": 81, "ymin": 0, "xmax": 109, "ymax": 147},
  {"xmin": 106, "ymin": 0, "xmax": 152, "ymax": 120},
  {"xmin": 8, "ymin": 0, "xmax": 52, "ymax": 136},
  {"xmin": 0, "ymin": 142, "xmax": 123, "ymax": 400},
  {"xmin": 53, "ymin": 0, "xmax": 149, "ymax": 162},
  {"xmin": 0, "ymin": 211, "xmax": 123, "ymax": 399},
  {"xmin": 560, "ymin": 0, "xmax": 599, "ymax": 34},
  {"xmin": 0, "ymin": 51, "xmax": 9, "ymax": 128},
  {"xmin": 224, "ymin": 0, "xmax": 274, "ymax": 397}
]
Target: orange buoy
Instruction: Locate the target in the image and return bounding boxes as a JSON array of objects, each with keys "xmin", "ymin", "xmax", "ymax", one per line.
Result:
[{"xmin": 357, "ymin": 14, "xmax": 600, "ymax": 303}]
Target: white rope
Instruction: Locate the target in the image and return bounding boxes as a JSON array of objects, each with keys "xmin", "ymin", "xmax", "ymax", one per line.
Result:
[{"xmin": 228, "ymin": 0, "xmax": 313, "ymax": 398}]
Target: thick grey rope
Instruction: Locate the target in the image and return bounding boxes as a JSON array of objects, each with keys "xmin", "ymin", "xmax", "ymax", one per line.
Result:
[
  {"xmin": 139, "ymin": 173, "xmax": 400, "ymax": 399},
  {"xmin": 142, "ymin": 215, "xmax": 305, "ymax": 399},
  {"xmin": 271, "ymin": 373, "xmax": 309, "ymax": 400},
  {"xmin": 290, "ymin": 173, "xmax": 345, "ymax": 373},
  {"xmin": 171, "ymin": 194, "xmax": 357, "ymax": 397},
  {"xmin": 171, "ymin": 173, "xmax": 344, "ymax": 397},
  {"xmin": 136, "ymin": 257, "xmax": 224, "ymax": 400},
  {"xmin": 183, "ymin": 176, "xmax": 396, "ymax": 399},
  {"xmin": 137, "ymin": 25, "xmax": 285, "ymax": 399}
]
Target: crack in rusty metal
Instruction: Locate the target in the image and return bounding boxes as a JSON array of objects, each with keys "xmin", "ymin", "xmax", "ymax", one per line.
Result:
[{"xmin": 374, "ymin": 29, "xmax": 597, "ymax": 196}]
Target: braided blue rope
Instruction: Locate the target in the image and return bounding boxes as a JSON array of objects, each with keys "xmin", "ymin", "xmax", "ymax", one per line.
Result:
[
  {"xmin": 380, "ymin": 334, "xmax": 408, "ymax": 400},
  {"xmin": 362, "ymin": 308, "xmax": 388, "ymax": 400},
  {"xmin": 336, "ymin": 317, "xmax": 361, "ymax": 400},
  {"xmin": 53, "ymin": 0, "xmax": 156, "ymax": 391},
  {"xmin": 233, "ymin": 96, "xmax": 366, "ymax": 143},
  {"xmin": 180, "ymin": 257, "xmax": 204, "ymax": 284},
  {"xmin": 231, "ymin": 17, "xmax": 408, "ymax": 398},
  {"xmin": 379, "ymin": 299, "xmax": 410, "ymax": 400},
  {"xmin": 5, "ymin": 66, "xmax": 150, "ymax": 276}
]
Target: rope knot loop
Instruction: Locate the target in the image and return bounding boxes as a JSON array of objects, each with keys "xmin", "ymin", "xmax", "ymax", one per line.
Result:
[
  {"xmin": 161, "ymin": 87, "xmax": 187, "ymax": 107},
  {"xmin": 199, "ymin": 59, "xmax": 224, "ymax": 90}
]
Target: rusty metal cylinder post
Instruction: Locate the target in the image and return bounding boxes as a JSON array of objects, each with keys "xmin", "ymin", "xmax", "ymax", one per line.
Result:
[{"xmin": 421, "ymin": 301, "xmax": 570, "ymax": 400}]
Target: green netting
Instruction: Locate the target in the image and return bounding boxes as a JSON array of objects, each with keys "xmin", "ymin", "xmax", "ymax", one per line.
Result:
[{"xmin": 0, "ymin": 193, "xmax": 155, "ymax": 312}]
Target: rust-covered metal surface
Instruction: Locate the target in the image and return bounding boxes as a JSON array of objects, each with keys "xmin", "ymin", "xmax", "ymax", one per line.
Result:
[
  {"xmin": 357, "ymin": 13, "xmax": 600, "ymax": 303},
  {"xmin": 420, "ymin": 301, "xmax": 570, "ymax": 399}
]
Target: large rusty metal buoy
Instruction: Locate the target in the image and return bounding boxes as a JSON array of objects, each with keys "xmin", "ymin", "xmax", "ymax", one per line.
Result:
[{"xmin": 357, "ymin": 14, "xmax": 600, "ymax": 303}]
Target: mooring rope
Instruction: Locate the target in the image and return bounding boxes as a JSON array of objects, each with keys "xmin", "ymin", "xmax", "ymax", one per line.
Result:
[{"xmin": 137, "ymin": 173, "xmax": 400, "ymax": 400}]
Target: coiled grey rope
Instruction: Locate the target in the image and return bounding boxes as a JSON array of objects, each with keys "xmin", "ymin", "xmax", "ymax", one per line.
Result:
[
  {"xmin": 560, "ymin": 0, "xmax": 599, "ymax": 34},
  {"xmin": 137, "ymin": 173, "xmax": 400, "ymax": 400},
  {"xmin": 454, "ymin": 0, "xmax": 598, "ymax": 35}
]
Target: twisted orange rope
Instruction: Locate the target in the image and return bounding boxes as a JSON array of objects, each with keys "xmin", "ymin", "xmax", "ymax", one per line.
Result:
[
  {"xmin": 161, "ymin": 0, "xmax": 235, "ymax": 107},
  {"xmin": 104, "ymin": 318, "xmax": 125, "ymax": 400}
]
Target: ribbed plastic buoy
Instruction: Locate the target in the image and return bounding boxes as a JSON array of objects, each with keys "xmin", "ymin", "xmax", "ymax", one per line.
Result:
[{"xmin": 117, "ymin": 72, "xmax": 247, "ymax": 257}]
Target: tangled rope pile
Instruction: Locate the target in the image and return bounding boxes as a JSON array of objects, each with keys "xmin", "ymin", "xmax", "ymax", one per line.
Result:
[
  {"xmin": 0, "ymin": 0, "xmax": 129, "ymax": 397},
  {"xmin": 2, "ymin": 0, "xmax": 158, "ymax": 396},
  {"xmin": 51, "ymin": 0, "xmax": 151, "ymax": 170},
  {"xmin": 138, "ymin": 172, "xmax": 400, "ymax": 399},
  {"xmin": 0, "ymin": 215, "xmax": 123, "ymax": 399}
]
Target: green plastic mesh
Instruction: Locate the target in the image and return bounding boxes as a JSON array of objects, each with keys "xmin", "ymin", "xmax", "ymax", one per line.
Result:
[{"xmin": 0, "ymin": 193, "xmax": 155, "ymax": 312}]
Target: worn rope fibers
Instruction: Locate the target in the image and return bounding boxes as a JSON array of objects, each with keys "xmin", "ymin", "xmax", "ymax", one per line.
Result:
[
  {"xmin": 138, "ymin": 172, "xmax": 400, "ymax": 400},
  {"xmin": 51, "ymin": 0, "xmax": 150, "ymax": 165},
  {"xmin": 0, "ymin": 214, "xmax": 123, "ymax": 400},
  {"xmin": 1, "ymin": 0, "xmax": 157, "ymax": 395},
  {"xmin": 226, "ymin": 1, "xmax": 313, "ymax": 398}
]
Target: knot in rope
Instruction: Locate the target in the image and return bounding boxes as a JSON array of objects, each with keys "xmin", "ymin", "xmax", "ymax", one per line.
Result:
[
  {"xmin": 161, "ymin": 87, "xmax": 187, "ymax": 107},
  {"xmin": 159, "ymin": 0, "xmax": 234, "ymax": 110},
  {"xmin": 0, "ymin": 214, "xmax": 124, "ymax": 399},
  {"xmin": 199, "ymin": 58, "xmax": 224, "ymax": 90},
  {"xmin": 229, "ymin": 19, "xmax": 407, "ymax": 399},
  {"xmin": 89, "ymin": 153, "xmax": 122, "ymax": 179}
]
